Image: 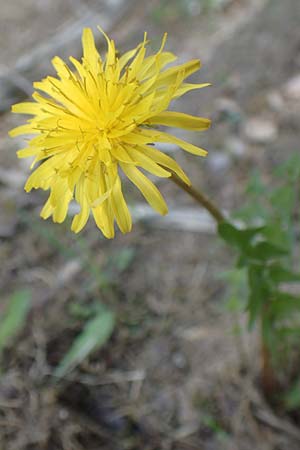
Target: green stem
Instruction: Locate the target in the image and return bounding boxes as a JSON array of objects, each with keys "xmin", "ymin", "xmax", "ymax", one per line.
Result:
[
  {"xmin": 261, "ymin": 311, "xmax": 278, "ymax": 401},
  {"xmin": 171, "ymin": 173, "xmax": 225, "ymax": 224}
]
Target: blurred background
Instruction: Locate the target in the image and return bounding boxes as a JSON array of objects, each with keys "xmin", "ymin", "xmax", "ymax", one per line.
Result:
[{"xmin": 1, "ymin": 0, "xmax": 300, "ymax": 449}]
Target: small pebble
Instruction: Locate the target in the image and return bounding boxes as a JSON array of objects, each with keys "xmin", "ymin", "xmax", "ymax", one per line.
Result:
[
  {"xmin": 284, "ymin": 74, "xmax": 300, "ymax": 100},
  {"xmin": 267, "ymin": 90, "xmax": 284, "ymax": 112},
  {"xmin": 172, "ymin": 351, "xmax": 188, "ymax": 370},
  {"xmin": 207, "ymin": 152, "xmax": 231, "ymax": 173},
  {"xmin": 225, "ymin": 136, "xmax": 246, "ymax": 157},
  {"xmin": 243, "ymin": 117, "xmax": 278, "ymax": 144}
]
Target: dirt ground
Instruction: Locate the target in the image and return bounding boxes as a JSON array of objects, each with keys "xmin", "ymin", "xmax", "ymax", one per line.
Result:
[{"xmin": 1, "ymin": 0, "xmax": 300, "ymax": 449}]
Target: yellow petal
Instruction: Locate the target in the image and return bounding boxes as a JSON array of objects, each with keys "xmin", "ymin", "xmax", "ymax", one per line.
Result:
[
  {"xmin": 120, "ymin": 163, "xmax": 168, "ymax": 215},
  {"xmin": 97, "ymin": 26, "xmax": 116, "ymax": 72},
  {"xmin": 118, "ymin": 46, "xmax": 140, "ymax": 70},
  {"xmin": 125, "ymin": 34, "xmax": 147, "ymax": 81},
  {"xmin": 82, "ymin": 28, "xmax": 102, "ymax": 70},
  {"xmin": 125, "ymin": 146, "xmax": 171, "ymax": 178},
  {"xmin": 129, "ymin": 129, "xmax": 208, "ymax": 156},
  {"xmin": 123, "ymin": 129, "xmax": 207, "ymax": 156},
  {"xmin": 71, "ymin": 207, "xmax": 89, "ymax": 233},
  {"xmin": 92, "ymin": 202, "xmax": 115, "ymax": 238},
  {"xmin": 159, "ymin": 131, "xmax": 208, "ymax": 156},
  {"xmin": 90, "ymin": 164, "xmax": 115, "ymax": 238},
  {"xmin": 9, "ymin": 124, "xmax": 39, "ymax": 137},
  {"xmin": 110, "ymin": 145, "xmax": 136, "ymax": 164},
  {"xmin": 140, "ymin": 51, "xmax": 177, "ymax": 82},
  {"xmin": 12, "ymin": 102, "xmax": 41, "ymax": 115},
  {"xmin": 111, "ymin": 176, "xmax": 132, "ymax": 234},
  {"xmin": 147, "ymin": 111, "xmax": 211, "ymax": 131},
  {"xmin": 34, "ymin": 77, "xmax": 95, "ymax": 121},
  {"xmin": 52, "ymin": 182, "xmax": 73, "ymax": 223},
  {"xmin": 90, "ymin": 189, "xmax": 112, "ymax": 208},
  {"xmin": 174, "ymin": 82, "xmax": 211, "ymax": 98},
  {"xmin": 71, "ymin": 176, "xmax": 90, "ymax": 232},
  {"xmin": 40, "ymin": 197, "xmax": 54, "ymax": 220},
  {"xmin": 49, "ymin": 178, "xmax": 67, "ymax": 207},
  {"xmin": 17, "ymin": 147, "xmax": 38, "ymax": 158},
  {"xmin": 52, "ymin": 56, "xmax": 72, "ymax": 80},
  {"xmin": 150, "ymin": 70, "xmax": 186, "ymax": 116},
  {"xmin": 67, "ymin": 166, "xmax": 82, "ymax": 192},
  {"xmin": 154, "ymin": 60, "xmax": 201, "ymax": 89},
  {"xmin": 69, "ymin": 56, "xmax": 86, "ymax": 81},
  {"xmin": 139, "ymin": 145, "xmax": 190, "ymax": 185},
  {"xmin": 24, "ymin": 155, "xmax": 65, "ymax": 191}
]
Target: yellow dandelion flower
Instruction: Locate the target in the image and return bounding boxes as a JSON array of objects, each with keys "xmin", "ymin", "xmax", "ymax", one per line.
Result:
[{"xmin": 10, "ymin": 27, "xmax": 211, "ymax": 238}]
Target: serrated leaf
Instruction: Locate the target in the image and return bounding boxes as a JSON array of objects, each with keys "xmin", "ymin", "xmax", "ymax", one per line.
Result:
[
  {"xmin": 271, "ymin": 291, "xmax": 300, "ymax": 317},
  {"xmin": 218, "ymin": 222, "xmax": 265, "ymax": 250},
  {"xmin": 54, "ymin": 309, "xmax": 115, "ymax": 378},
  {"xmin": 268, "ymin": 264, "xmax": 300, "ymax": 284},
  {"xmin": 0, "ymin": 290, "xmax": 32, "ymax": 354},
  {"xmin": 247, "ymin": 241, "xmax": 287, "ymax": 261},
  {"xmin": 263, "ymin": 221, "xmax": 293, "ymax": 251}
]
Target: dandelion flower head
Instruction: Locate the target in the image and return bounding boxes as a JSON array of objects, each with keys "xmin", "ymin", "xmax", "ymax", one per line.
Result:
[{"xmin": 10, "ymin": 27, "xmax": 211, "ymax": 238}]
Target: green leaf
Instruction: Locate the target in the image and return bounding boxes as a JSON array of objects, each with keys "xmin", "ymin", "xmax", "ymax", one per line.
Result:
[
  {"xmin": 277, "ymin": 327, "xmax": 300, "ymax": 337},
  {"xmin": 219, "ymin": 268, "xmax": 248, "ymax": 311},
  {"xmin": 0, "ymin": 290, "xmax": 32, "ymax": 355},
  {"xmin": 274, "ymin": 154, "xmax": 300, "ymax": 182},
  {"xmin": 268, "ymin": 264, "xmax": 300, "ymax": 284},
  {"xmin": 271, "ymin": 291, "xmax": 300, "ymax": 317},
  {"xmin": 218, "ymin": 222, "xmax": 265, "ymax": 251},
  {"xmin": 247, "ymin": 241, "xmax": 287, "ymax": 261},
  {"xmin": 247, "ymin": 264, "xmax": 269, "ymax": 328},
  {"xmin": 269, "ymin": 185, "xmax": 295, "ymax": 218},
  {"xmin": 263, "ymin": 221, "xmax": 292, "ymax": 251},
  {"xmin": 54, "ymin": 309, "xmax": 115, "ymax": 378}
]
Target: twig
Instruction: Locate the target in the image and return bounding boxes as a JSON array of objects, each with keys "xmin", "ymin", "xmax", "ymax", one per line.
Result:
[{"xmin": 254, "ymin": 408, "xmax": 300, "ymax": 442}]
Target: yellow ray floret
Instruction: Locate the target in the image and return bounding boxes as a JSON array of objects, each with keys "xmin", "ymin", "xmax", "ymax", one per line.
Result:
[{"xmin": 10, "ymin": 27, "xmax": 211, "ymax": 238}]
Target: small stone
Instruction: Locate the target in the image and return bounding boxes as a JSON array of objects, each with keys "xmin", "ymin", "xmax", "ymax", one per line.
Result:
[
  {"xmin": 225, "ymin": 136, "xmax": 246, "ymax": 157},
  {"xmin": 172, "ymin": 352, "xmax": 188, "ymax": 370},
  {"xmin": 215, "ymin": 97, "xmax": 241, "ymax": 115},
  {"xmin": 59, "ymin": 408, "xmax": 69, "ymax": 421},
  {"xmin": 57, "ymin": 259, "xmax": 82, "ymax": 286},
  {"xmin": 243, "ymin": 117, "xmax": 278, "ymax": 144},
  {"xmin": 207, "ymin": 152, "xmax": 231, "ymax": 173},
  {"xmin": 284, "ymin": 74, "xmax": 300, "ymax": 100},
  {"xmin": 267, "ymin": 90, "xmax": 284, "ymax": 112}
]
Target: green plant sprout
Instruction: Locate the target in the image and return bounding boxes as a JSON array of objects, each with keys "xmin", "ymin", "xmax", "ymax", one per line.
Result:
[
  {"xmin": 0, "ymin": 290, "xmax": 32, "ymax": 365},
  {"xmin": 220, "ymin": 155, "xmax": 300, "ymax": 401}
]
